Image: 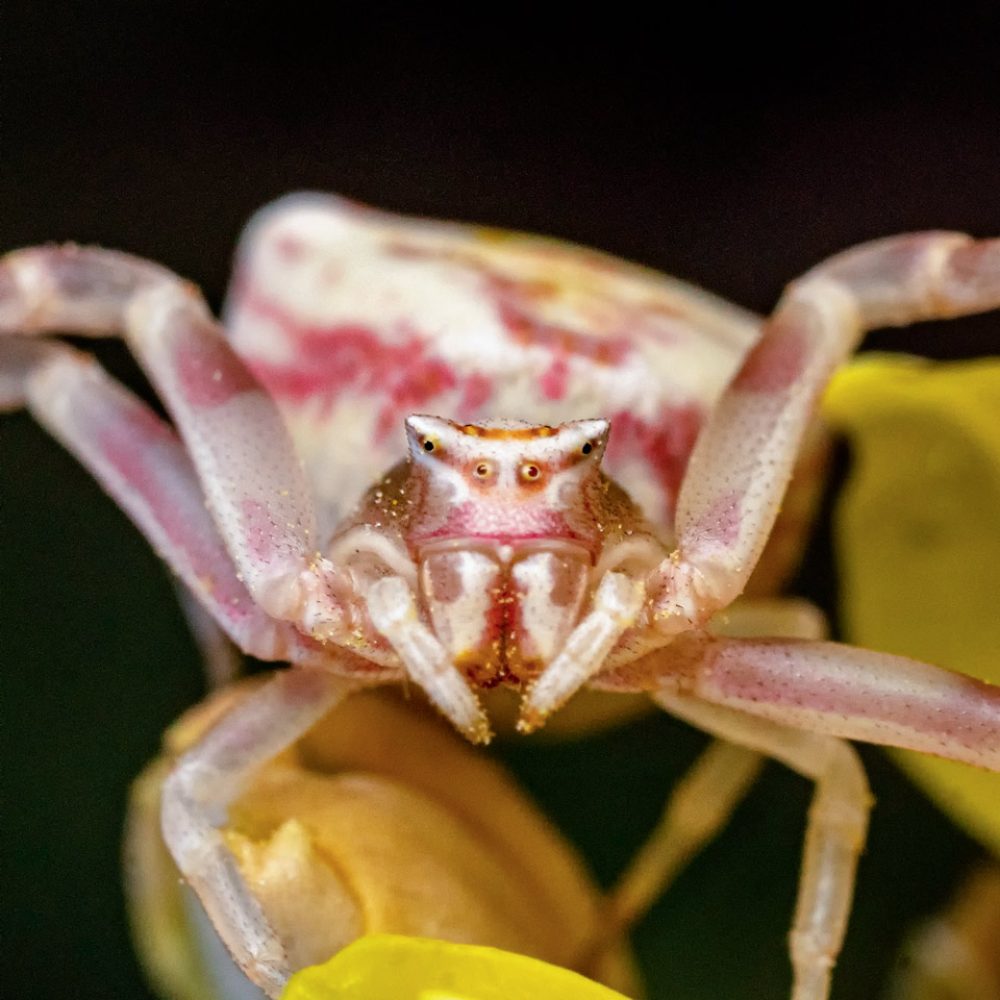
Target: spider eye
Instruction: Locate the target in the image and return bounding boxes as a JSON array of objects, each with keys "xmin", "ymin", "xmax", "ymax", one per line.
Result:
[
  {"xmin": 519, "ymin": 462, "xmax": 542, "ymax": 482},
  {"xmin": 581, "ymin": 441, "xmax": 593, "ymax": 455},
  {"xmin": 473, "ymin": 461, "xmax": 492, "ymax": 479},
  {"xmin": 422, "ymin": 439, "xmax": 436, "ymax": 453}
]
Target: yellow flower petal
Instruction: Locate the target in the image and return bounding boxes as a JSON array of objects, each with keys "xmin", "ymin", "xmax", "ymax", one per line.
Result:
[
  {"xmin": 282, "ymin": 934, "xmax": 634, "ymax": 1000},
  {"xmin": 824, "ymin": 354, "xmax": 1000, "ymax": 854}
]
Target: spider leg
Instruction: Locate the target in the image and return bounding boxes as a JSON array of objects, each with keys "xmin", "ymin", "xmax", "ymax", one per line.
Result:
[
  {"xmin": 661, "ymin": 635, "xmax": 1000, "ymax": 771},
  {"xmin": 603, "ymin": 739, "xmax": 764, "ymax": 937},
  {"xmin": 517, "ymin": 571, "xmax": 646, "ymax": 730},
  {"xmin": 598, "ymin": 596, "xmax": 826, "ymax": 937},
  {"xmin": 647, "ymin": 232, "xmax": 1000, "ymax": 631},
  {"xmin": 0, "ymin": 246, "xmax": 344, "ymax": 636},
  {"xmin": 174, "ymin": 582, "xmax": 244, "ymax": 687},
  {"xmin": 366, "ymin": 575, "xmax": 490, "ymax": 743},
  {"xmin": 596, "ymin": 631, "xmax": 999, "ymax": 1000},
  {"xmin": 655, "ymin": 692, "xmax": 871, "ymax": 1000},
  {"xmin": 161, "ymin": 667, "xmax": 358, "ymax": 997},
  {"xmin": 0, "ymin": 340, "xmax": 329, "ymax": 664}
]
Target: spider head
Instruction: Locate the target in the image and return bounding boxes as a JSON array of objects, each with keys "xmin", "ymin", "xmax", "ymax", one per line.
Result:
[
  {"xmin": 403, "ymin": 414, "xmax": 609, "ymax": 502},
  {"xmin": 401, "ymin": 415, "xmax": 612, "ymax": 688}
]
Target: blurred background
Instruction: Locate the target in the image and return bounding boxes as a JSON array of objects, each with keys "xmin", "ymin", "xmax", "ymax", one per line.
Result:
[{"xmin": 2, "ymin": 4, "xmax": 999, "ymax": 999}]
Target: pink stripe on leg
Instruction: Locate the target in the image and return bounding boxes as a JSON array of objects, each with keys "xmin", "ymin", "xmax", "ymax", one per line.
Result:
[
  {"xmin": 23, "ymin": 350, "xmax": 319, "ymax": 663},
  {"xmin": 693, "ymin": 638, "xmax": 1000, "ymax": 769},
  {"xmin": 731, "ymin": 312, "xmax": 812, "ymax": 394},
  {"xmin": 174, "ymin": 319, "xmax": 261, "ymax": 408}
]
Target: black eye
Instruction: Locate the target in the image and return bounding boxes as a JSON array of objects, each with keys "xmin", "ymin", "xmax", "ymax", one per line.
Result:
[
  {"xmin": 423, "ymin": 439, "xmax": 435, "ymax": 452},
  {"xmin": 581, "ymin": 441, "xmax": 593, "ymax": 455}
]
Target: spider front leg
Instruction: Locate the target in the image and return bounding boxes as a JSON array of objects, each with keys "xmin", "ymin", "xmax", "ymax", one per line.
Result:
[
  {"xmin": 648, "ymin": 232, "xmax": 1000, "ymax": 632},
  {"xmin": 161, "ymin": 667, "xmax": 359, "ymax": 996},
  {"xmin": 366, "ymin": 573, "xmax": 492, "ymax": 742},
  {"xmin": 600, "ymin": 632, "xmax": 1000, "ymax": 1000},
  {"xmin": 0, "ymin": 246, "xmax": 353, "ymax": 643},
  {"xmin": 518, "ymin": 570, "xmax": 647, "ymax": 731}
]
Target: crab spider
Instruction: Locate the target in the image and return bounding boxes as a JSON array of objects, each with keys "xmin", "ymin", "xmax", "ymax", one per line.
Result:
[{"xmin": 1, "ymin": 202, "xmax": 998, "ymax": 1000}]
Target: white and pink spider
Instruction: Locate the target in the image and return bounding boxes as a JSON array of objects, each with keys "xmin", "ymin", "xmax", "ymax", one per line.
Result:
[{"xmin": 1, "ymin": 195, "xmax": 998, "ymax": 1000}]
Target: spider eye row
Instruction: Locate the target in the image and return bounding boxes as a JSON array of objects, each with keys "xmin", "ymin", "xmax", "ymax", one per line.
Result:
[{"xmin": 418, "ymin": 436, "xmax": 599, "ymax": 464}]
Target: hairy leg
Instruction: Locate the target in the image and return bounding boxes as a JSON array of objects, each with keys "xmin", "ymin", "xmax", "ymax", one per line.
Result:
[
  {"xmin": 161, "ymin": 668, "xmax": 358, "ymax": 996},
  {"xmin": 594, "ymin": 625, "xmax": 999, "ymax": 997},
  {"xmin": 0, "ymin": 246, "xmax": 344, "ymax": 632},
  {"xmin": 663, "ymin": 635, "xmax": 1000, "ymax": 771},
  {"xmin": 599, "ymin": 597, "xmax": 826, "ymax": 935},
  {"xmin": 604, "ymin": 738, "xmax": 764, "ymax": 935},
  {"xmin": 0, "ymin": 340, "xmax": 327, "ymax": 663},
  {"xmin": 649, "ymin": 233, "xmax": 1000, "ymax": 631},
  {"xmin": 656, "ymin": 692, "xmax": 872, "ymax": 1000}
]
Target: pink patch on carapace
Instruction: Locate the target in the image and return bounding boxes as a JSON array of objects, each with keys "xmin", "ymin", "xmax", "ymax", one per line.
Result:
[
  {"xmin": 731, "ymin": 319, "xmax": 811, "ymax": 394},
  {"xmin": 413, "ymin": 500, "xmax": 587, "ymax": 551},
  {"xmin": 174, "ymin": 324, "xmax": 261, "ymax": 408},
  {"xmin": 539, "ymin": 356, "xmax": 569, "ymax": 400}
]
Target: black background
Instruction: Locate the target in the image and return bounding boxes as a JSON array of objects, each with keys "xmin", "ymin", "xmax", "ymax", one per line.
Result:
[{"xmin": 2, "ymin": 4, "xmax": 999, "ymax": 999}]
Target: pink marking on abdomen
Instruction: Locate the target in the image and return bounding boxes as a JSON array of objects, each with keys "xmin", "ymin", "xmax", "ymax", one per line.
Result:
[
  {"xmin": 606, "ymin": 403, "xmax": 703, "ymax": 521},
  {"xmin": 459, "ymin": 372, "xmax": 493, "ymax": 412},
  {"xmin": 413, "ymin": 500, "xmax": 589, "ymax": 550},
  {"xmin": 539, "ymin": 356, "xmax": 569, "ymax": 400},
  {"xmin": 495, "ymin": 292, "xmax": 631, "ymax": 366},
  {"xmin": 236, "ymin": 290, "xmax": 494, "ymax": 432},
  {"xmin": 375, "ymin": 356, "xmax": 458, "ymax": 439},
  {"xmin": 174, "ymin": 324, "xmax": 261, "ymax": 408}
]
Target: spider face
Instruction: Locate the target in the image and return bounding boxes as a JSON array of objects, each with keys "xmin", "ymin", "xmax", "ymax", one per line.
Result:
[
  {"xmin": 401, "ymin": 415, "xmax": 610, "ymax": 685},
  {"xmin": 404, "ymin": 414, "xmax": 608, "ymax": 505}
]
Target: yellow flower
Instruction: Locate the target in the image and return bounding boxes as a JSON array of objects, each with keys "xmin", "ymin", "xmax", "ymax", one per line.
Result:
[
  {"xmin": 282, "ymin": 935, "xmax": 633, "ymax": 1000},
  {"xmin": 824, "ymin": 354, "xmax": 1000, "ymax": 854}
]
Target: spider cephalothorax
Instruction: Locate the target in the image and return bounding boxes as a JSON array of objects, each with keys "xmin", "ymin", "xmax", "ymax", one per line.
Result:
[{"xmin": 346, "ymin": 415, "xmax": 653, "ymax": 690}]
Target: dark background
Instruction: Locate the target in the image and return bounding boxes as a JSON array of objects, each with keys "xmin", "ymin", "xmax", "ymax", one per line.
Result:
[{"xmin": 2, "ymin": 4, "xmax": 999, "ymax": 999}]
